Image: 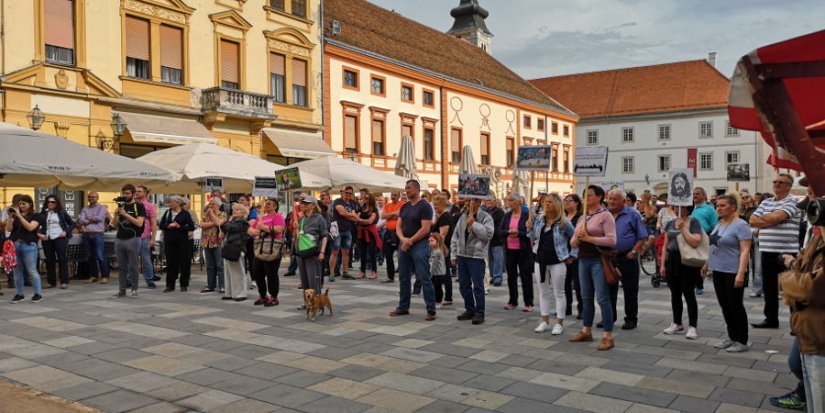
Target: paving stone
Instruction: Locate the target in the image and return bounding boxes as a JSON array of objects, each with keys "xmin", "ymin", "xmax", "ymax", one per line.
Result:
[
  {"xmin": 63, "ymin": 358, "xmax": 140, "ymax": 381},
  {"xmin": 554, "ymin": 391, "xmax": 633, "ymax": 413},
  {"xmin": 497, "ymin": 397, "xmax": 560, "ymax": 413},
  {"xmin": 410, "ymin": 365, "xmax": 478, "ymax": 384},
  {"xmin": 235, "ymin": 362, "xmax": 300, "ymax": 380},
  {"xmin": 92, "ymin": 347, "xmax": 152, "ymax": 363},
  {"xmin": 207, "ymin": 398, "xmax": 280, "ymax": 413},
  {"xmin": 635, "ymin": 377, "xmax": 715, "ymax": 399},
  {"xmin": 498, "ymin": 381, "xmax": 568, "ymax": 404},
  {"xmin": 328, "ymin": 364, "xmax": 385, "ymax": 382},
  {"xmin": 81, "ymin": 389, "xmax": 159, "ymax": 413},
  {"xmin": 708, "ymin": 387, "xmax": 765, "ymax": 408},
  {"xmin": 143, "ymin": 380, "xmax": 205, "ymax": 402},
  {"xmin": 273, "ymin": 369, "xmax": 331, "ymax": 387},
  {"xmin": 52, "ymin": 381, "xmax": 120, "ymax": 401},
  {"xmin": 212, "ymin": 374, "xmax": 273, "ymax": 396},
  {"xmin": 2, "ymin": 365, "xmax": 93, "ymax": 392},
  {"xmin": 248, "ymin": 384, "xmax": 326, "ymax": 409},
  {"xmin": 176, "ymin": 367, "xmax": 230, "ymax": 386},
  {"xmin": 590, "ymin": 382, "xmax": 677, "ymax": 408},
  {"xmin": 668, "ymin": 395, "xmax": 722, "ymax": 413},
  {"xmin": 425, "ymin": 383, "xmax": 481, "ymax": 403},
  {"xmin": 177, "ymin": 389, "xmax": 244, "ymax": 411},
  {"xmin": 461, "ymin": 374, "xmax": 515, "ymax": 392},
  {"xmin": 127, "ymin": 401, "xmax": 186, "ymax": 413},
  {"xmin": 525, "ymin": 358, "xmax": 588, "ymax": 376},
  {"xmin": 528, "ymin": 372, "xmax": 599, "ymax": 392},
  {"xmin": 366, "ymin": 372, "xmax": 443, "ymax": 395},
  {"xmin": 414, "ymin": 399, "xmax": 468, "ymax": 413},
  {"xmin": 123, "ymin": 355, "xmax": 203, "ymax": 377},
  {"xmin": 299, "ymin": 395, "xmax": 372, "ymax": 413},
  {"xmin": 309, "ymin": 377, "xmax": 380, "ymax": 400},
  {"xmin": 356, "ymin": 388, "xmax": 434, "ymax": 413},
  {"xmin": 106, "ymin": 371, "xmax": 180, "ymax": 393}
]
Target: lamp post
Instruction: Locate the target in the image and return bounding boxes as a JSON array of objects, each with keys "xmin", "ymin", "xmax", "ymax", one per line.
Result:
[
  {"xmin": 27, "ymin": 105, "xmax": 45, "ymax": 130},
  {"xmin": 107, "ymin": 112, "xmax": 127, "ymax": 151}
]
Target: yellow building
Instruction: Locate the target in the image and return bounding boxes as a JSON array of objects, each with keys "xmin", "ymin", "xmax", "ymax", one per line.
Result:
[
  {"xmin": 0, "ymin": 0, "xmax": 325, "ymax": 204},
  {"xmin": 323, "ymin": 0, "xmax": 579, "ymax": 196}
]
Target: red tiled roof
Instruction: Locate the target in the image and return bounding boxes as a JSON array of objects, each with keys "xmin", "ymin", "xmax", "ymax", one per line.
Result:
[
  {"xmin": 529, "ymin": 60, "xmax": 730, "ymax": 119},
  {"xmin": 324, "ymin": 0, "xmax": 574, "ymax": 117}
]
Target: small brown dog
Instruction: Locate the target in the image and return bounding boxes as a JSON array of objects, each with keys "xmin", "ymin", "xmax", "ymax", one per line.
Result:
[{"xmin": 304, "ymin": 288, "xmax": 333, "ymax": 321}]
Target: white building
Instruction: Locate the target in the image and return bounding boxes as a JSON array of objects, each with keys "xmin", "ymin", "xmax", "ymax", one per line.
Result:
[{"xmin": 531, "ymin": 59, "xmax": 775, "ymax": 197}]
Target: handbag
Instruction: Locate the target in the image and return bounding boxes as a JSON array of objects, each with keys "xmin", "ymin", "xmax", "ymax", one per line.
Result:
[
  {"xmin": 254, "ymin": 231, "xmax": 284, "ymax": 262},
  {"xmin": 677, "ymin": 220, "xmax": 709, "ymax": 267},
  {"xmin": 598, "ymin": 247, "xmax": 622, "ymax": 285},
  {"xmin": 296, "ymin": 218, "xmax": 320, "ymax": 258},
  {"xmin": 221, "ymin": 243, "xmax": 243, "ymax": 261}
]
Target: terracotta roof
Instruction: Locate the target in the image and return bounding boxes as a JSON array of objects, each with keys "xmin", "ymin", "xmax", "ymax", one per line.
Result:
[
  {"xmin": 324, "ymin": 0, "xmax": 574, "ymax": 117},
  {"xmin": 529, "ymin": 60, "xmax": 730, "ymax": 119}
]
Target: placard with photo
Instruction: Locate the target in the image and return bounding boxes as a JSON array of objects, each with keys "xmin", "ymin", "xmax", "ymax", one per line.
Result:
[{"xmin": 457, "ymin": 174, "xmax": 492, "ymax": 200}]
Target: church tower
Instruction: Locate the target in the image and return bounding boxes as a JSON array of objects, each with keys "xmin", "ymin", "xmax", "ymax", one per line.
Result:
[{"xmin": 446, "ymin": 0, "xmax": 493, "ymax": 55}]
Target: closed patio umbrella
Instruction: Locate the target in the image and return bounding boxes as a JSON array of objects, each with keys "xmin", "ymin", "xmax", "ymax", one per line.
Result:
[
  {"xmin": 459, "ymin": 145, "xmax": 478, "ymax": 175},
  {"xmin": 511, "ymin": 169, "xmax": 530, "ymax": 197},
  {"xmin": 0, "ymin": 122, "xmax": 174, "ymax": 190},
  {"xmin": 394, "ymin": 135, "xmax": 418, "ymax": 180}
]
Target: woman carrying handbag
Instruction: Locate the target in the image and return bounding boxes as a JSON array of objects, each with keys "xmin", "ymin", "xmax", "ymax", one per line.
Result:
[
  {"xmin": 248, "ymin": 198, "xmax": 285, "ymax": 307},
  {"xmin": 660, "ymin": 204, "xmax": 705, "ymax": 339}
]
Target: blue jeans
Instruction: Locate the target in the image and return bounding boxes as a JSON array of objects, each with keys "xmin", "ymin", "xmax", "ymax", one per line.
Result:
[
  {"xmin": 83, "ymin": 233, "xmax": 109, "ymax": 278},
  {"xmin": 579, "ymin": 257, "xmax": 614, "ymax": 332},
  {"xmin": 139, "ymin": 237, "xmax": 155, "ymax": 284},
  {"xmin": 488, "ymin": 246, "xmax": 504, "ymax": 285},
  {"xmin": 458, "ymin": 256, "xmax": 486, "ymax": 316},
  {"xmin": 802, "ymin": 353, "xmax": 825, "ymax": 413},
  {"xmin": 397, "ymin": 240, "xmax": 435, "ymax": 314},
  {"xmin": 203, "ymin": 246, "xmax": 225, "ymax": 290},
  {"xmin": 13, "ymin": 241, "xmax": 42, "ymax": 296}
]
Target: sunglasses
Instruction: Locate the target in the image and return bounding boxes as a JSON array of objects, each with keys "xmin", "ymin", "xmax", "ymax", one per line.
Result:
[
  {"xmin": 47, "ymin": 200, "xmax": 57, "ymax": 204},
  {"xmin": 344, "ymin": 191, "xmax": 353, "ymax": 195}
]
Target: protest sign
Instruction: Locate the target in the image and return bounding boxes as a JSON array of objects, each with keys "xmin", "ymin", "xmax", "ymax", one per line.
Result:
[
  {"xmin": 516, "ymin": 145, "xmax": 552, "ymax": 170},
  {"xmin": 668, "ymin": 168, "xmax": 694, "ymax": 206},
  {"xmin": 252, "ymin": 177, "xmax": 279, "ymax": 198},
  {"xmin": 205, "ymin": 177, "xmax": 223, "ymax": 193},
  {"xmin": 274, "ymin": 167, "xmax": 302, "ymax": 191},
  {"xmin": 727, "ymin": 164, "xmax": 750, "ymax": 182},
  {"xmin": 573, "ymin": 146, "xmax": 609, "ymax": 177},
  {"xmin": 457, "ymin": 174, "xmax": 491, "ymax": 200}
]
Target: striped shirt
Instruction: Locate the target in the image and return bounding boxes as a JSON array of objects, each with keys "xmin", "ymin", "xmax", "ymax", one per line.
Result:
[{"xmin": 753, "ymin": 196, "xmax": 801, "ymax": 253}]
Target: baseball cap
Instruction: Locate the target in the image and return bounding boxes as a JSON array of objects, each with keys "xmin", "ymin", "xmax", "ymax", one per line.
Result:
[{"xmin": 301, "ymin": 195, "xmax": 318, "ymax": 204}]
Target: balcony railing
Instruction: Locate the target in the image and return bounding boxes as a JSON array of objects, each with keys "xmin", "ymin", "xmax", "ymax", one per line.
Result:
[{"xmin": 201, "ymin": 87, "xmax": 276, "ymax": 120}]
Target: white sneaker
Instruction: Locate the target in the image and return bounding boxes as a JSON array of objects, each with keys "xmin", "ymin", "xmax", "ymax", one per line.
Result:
[
  {"xmin": 534, "ymin": 322, "xmax": 551, "ymax": 333},
  {"xmin": 726, "ymin": 342, "xmax": 749, "ymax": 353},
  {"xmin": 713, "ymin": 339, "xmax": 735, "ymax": 349},
  {"xmin": 551, "ymin": 324, "xmax": 564, "ymax": 335},
  {"xmin": 686, "ymin": 327, "xmax": 698, "ymax": 339},
  {"xmin": 663, "ymin": 323, "xmax": 684, "ymax": 335},
  {"xmin": 129, "ymin": 290, "xmax": 139, "ymax": 298}
]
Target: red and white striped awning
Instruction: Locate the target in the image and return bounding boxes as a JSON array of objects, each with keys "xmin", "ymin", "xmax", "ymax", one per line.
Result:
[{"xmin": 728, "ymin": 29, "xmax": 825, "ymax": 195}]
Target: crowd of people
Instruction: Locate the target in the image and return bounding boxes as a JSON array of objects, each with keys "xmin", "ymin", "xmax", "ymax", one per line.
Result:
[{"xmin": 0, "ymin": 174, "xmax": 822, "ymax": 411}]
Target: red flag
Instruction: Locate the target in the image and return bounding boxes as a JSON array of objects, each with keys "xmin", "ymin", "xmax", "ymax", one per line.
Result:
[{"xmin": 687, "ymin": 148, "xmax": 697, "ymax": 177}]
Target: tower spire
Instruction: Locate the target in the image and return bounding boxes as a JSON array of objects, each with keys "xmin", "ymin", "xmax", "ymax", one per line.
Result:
[{"xmin": 446, "ymin": 0, "xmax": 493, "ymax": 55}]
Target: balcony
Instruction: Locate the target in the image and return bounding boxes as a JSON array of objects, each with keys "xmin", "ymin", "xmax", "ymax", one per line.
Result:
[{"xmin": 201, "ymin": 87, "xmax": 276, "ymax": 121}]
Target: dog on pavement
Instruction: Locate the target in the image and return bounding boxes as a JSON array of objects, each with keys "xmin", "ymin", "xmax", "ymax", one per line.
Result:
[{"xmin": 304, "ymin": 288, "xmax": 333, "ymax": 321}]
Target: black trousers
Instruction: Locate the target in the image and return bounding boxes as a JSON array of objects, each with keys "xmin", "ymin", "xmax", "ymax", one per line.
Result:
[
  {"xmin": 383, "ymin": 232, "xmax": 399, "ymax": 280},
  {"xmin": 760, "ymin": 251, "xmax": 784, "ymax": 325},
  {"xmin": 505, "ymin": 248, "xmax": 534, "ymax": 307},
  {"xmin": 165, "ymin": 239, "xmax": 192, "ymax": 289},
  {"xmin": 607, "ymin": 254, "xmax": 641, "ymax": 323},
  {"xmin": 564, "ymin": 259, "xmax": 582, "ymax": 315},
  {"xmin": 666, "ymin": 252, "xmax": 699, "ymax": 327},
  {"xmin": 433, "ymin": 274, "xmax": 453, "ymax": 303},
  {"xmin": 358, "ymin": 237, "xmax": 377, "ymax": 273},
  {"xmin": 254, "ymin": 257, "xmax": 281, "ymax": 298},
  {"xmin": 43, "ymin": 237, "xmax": 69, "ymax": 285},
  {"xmin": 713, "ymin": 271, "xmax": 749, "ymax": 344}
]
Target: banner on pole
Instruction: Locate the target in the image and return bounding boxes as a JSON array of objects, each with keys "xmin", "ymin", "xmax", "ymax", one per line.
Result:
[
  {"xmin": 516, "ymin": 145, "xmax": 552, "ymax": 171},
  {"xmin": 573, "ymin": 146, "xmax": 609, "ymax": 177},
  {"xmin": 668, "ymin": 168, "xmax": 694, "ymax": 206},
  {"xmin": 205, "ymin": 177, "xmax": 224, "ymax": 193},
  {"xmin": 252, "ymin": 177, "xmax": 279, "ymax": 197},
  {"xmin": 458, "ymin": 174, "xmax": 492, "ymax": 200}
]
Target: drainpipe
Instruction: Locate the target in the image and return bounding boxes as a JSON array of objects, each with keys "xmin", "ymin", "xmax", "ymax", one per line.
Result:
[
  {"xmin": 1, "ymin": 0, "xmax": 5, "ymax": 76},
  {"xmin": 319, "ymin": 0, "xmax": 325, "ymax": 144}
]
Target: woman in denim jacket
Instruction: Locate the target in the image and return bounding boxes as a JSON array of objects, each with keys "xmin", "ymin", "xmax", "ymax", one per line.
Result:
[{"xmin": 530, "ymin": 194, "xmax": 575, "ymax": 335}]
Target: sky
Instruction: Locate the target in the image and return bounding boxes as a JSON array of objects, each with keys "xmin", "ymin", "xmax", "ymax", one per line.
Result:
[{"xmin": 369, "ymin": 0, "xmax": 825, "ymax": 79}]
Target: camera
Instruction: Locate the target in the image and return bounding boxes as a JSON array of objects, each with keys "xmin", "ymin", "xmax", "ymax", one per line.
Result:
[
  {"xmin": 113, "ymin": 196, "xmax": 129, "ymax": 208},
  {"xmin": 807, "ymin": 198, "xmax": 825, "ymax": 226},
  {"xmin": 6, "ymin": 207, "xmax": 16, "ymax": 215}
]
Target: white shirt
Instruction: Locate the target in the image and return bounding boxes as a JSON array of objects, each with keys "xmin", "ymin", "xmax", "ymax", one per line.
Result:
[{"xmin": 46, "ymin": 211, "xmax": 62, "ymax": 240}]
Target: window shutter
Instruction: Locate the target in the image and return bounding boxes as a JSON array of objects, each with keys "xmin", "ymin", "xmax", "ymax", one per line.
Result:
[
  {"xmin": 45, "ymin": 0, "xmax": 75, "ymax": 49},
  {"xmin": 270, "ymin": 53, "xmax": 285, "ymax": 75},
  {"xmin": 159, "ymin": 25, "xmax": 182, "ymax": 69},
  {"xmin": 372, "ymin": 120, "xmax": 383, "ymax": 143},
  {"xmin": 220, "ymin": 40, "xmax": 239, "ymax": 83},
  {"xmin": 125, "ymin": 17, "xmax": 150, "ymax": 60},
  {"xmin": 292, "ymin": 59, "xmax": 307, "ymax": 86},
  {"xmin": 344, "ymin": 115, "xmax": 357, "ymax": 150}
]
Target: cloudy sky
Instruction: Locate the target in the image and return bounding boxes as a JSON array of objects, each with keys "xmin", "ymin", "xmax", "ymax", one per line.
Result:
[{"xmin": 369, "ymin": 0, "xmax": 825, "ymax": 79}]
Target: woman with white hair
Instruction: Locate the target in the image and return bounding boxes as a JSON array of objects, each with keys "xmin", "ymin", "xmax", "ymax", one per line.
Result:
[
  {"xmin": 199, "ymin": 197, "xmax": 226, "ymax": 293},
  {"xmin": 159, "ymin": 196, "xmax": 195, "ymax": 292}
]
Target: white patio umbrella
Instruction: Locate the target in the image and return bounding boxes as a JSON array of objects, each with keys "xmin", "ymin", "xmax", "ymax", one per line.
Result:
[
  {"xmin": 459, "ymin": 145, "xmax": 478, "ymax": 175},
  {"xmin": 511, "ymin": 169, "xmax": 531, "ymax": 197},
  {"xmin": 290, "ymin": 155, "xmax": 413, "ymax": 192},
  {"xmin": 137, "ymin": 143, "xmax": 291, "ymax": 193},
  {"xmin": 0, "ymin": 121, "xmax": 174, "ymax": 190},
  {"xmin": 394, "ymin": 135, "xmax": 418, "ymax": 180}
]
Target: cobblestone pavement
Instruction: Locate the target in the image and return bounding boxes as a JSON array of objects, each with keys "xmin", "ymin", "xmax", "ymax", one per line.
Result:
[{"xmin": 0, "ymin": 264, "xmax": 795, "ymax": 413}]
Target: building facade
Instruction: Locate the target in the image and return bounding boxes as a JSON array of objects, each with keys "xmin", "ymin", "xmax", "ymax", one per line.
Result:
[
  {"xmin": 0, "ymin": 0, "xmax": 326, "ymax": 204},
  {"xmin": 323, "ymin": 0, "xmax": 578, "ymax": 196},
  {"xmin": 531, "ymin": 59, "xmax": 774, "ymax": 197}
]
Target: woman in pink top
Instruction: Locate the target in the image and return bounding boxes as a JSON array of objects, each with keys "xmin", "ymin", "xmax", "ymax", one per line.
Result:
[
  {"xmin": 501, "ymin": 194, "xmax": 534, "ymax": 311},
  {"xmin": 248, "ymin": 198, "xmax": 285, "ymax": 307},
  {"xmin": 570, "ymin": 185, "xmax": 617, "ymax": 350}
]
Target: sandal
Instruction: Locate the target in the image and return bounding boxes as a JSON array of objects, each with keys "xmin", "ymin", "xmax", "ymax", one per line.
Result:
[
  {"xmin": 357, "ymin": 272, "xmax": 367, "ymax": 279},
  {"xmin": 369, "ymin": 272, "xmax": 378, "ymax": 280}
]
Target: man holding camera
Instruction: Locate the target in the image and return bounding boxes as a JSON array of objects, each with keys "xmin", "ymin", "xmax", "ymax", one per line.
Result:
[{"xmin": 113, "ymin": 184, "xmax": 146, "ymax": 298}]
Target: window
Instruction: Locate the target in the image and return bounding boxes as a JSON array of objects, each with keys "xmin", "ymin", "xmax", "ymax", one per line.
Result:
[
  {"xmin": 622, "ymin": 127, "xmax": 634, "ymax": 143},
  {"xmin": 726, "ymin": 151, "xmax": 740, "ymax": 164},
  {"xmin": 699, "ymin": 121, "xmax": 713, "ymax": 138},
  {"xmin": 344, "ymin": 115, "xmax": 358, "ymax": 153},
  {"xmin": 700, "ymin": 152, "xmax": 713, "ymax": 170},
  {"xmin": 726, "ymin": 121, "xmax": 739, "ymax": 136},
  {"xmin": 269, "ymin": 53, "xmax": 286, "ymax": 103},
  {"xmin": 563, "ymin": 125, "xmax": 570, "ymax": 137},
  {"xmin": 125, "ymin": 16, "xmax": 150, "ymax": 79},
  {"xmin": 622, "ymin": 156, "xmax": 635, "ymax": 174},
  {"xmin": 450, "ymin": 128, "xmax": 462, "ymax": 163},
  {"xmin": 343, "ymin": 69, "xmax": 358, "ymax": 89},
  {"xmin": 537, "ymin": 119, "xmax": 545, "ymax": 131},
  {"xmin": 658, "ymin": 124, "xmax": 671, "ymax": 141},
  {"xmin": 551, "ymin": 145, "xmax": 559, "ymax": 172},
  {"xmin": 523, "ymin": 115, "xmax": 531, "ymax": 129},
  {"xmin": 423, "ymin": 90, "xmax": 434, "ymax": 107},
  {"xmin": 269, "ymin": 0, "xmax": 285, "ymax": 11},
  {"xmin": 159, "ymin": 25, "xmax": 183, "ymax": 85},
  {"xmin": 372, "ymin": 119, "xmax": 385, "ymax": 155},
  {"xmin": 291, "ymin": 0, "xmax": 306, "ymax": 18},
  {"xmin": 220, "ymin": 39, "xmax": 240, "ymax": 89},
  {"xmin": 401, "ymin": 84, "xmax": 413, "ymax": 103},
  {"xmin": 371, "ymin": 76, "xmax": 385, "ymax": 96},
  {"xmin": 291, "ymin": 59, "xmax": 308, "ymax": 106},
  {"xmin": 480, "ymin": 133, "xmax": 490, "ymax": 165},
  {"xmin": 551, "ymin": 122, "xmax": 559, "ymax": 135},
  {"xmin": 423, "ymin": 128, "xmax": 435, "ymax": 161},
  {"xmin": 658, "ymin": 155, "xmax": 671, "ymax": 172},
  {"xmin": 45, "ymin": 0, "xmax": 76, "ymax": 66},
  {"xmin": 586, "ymin": 129, "xmax": 598, "ymax": 145},
  {"xmin": 563, "ymin": 145, "xmax": 570, "ymax": 173},
  {"xmin": 506, "ymin": 137, "xmax": 515, "ymax": 168}
]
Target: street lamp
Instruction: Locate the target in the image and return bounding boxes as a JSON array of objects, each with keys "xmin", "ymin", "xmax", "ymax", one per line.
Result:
[
  {"xmin": 27, "ymin": 105, "xmax": 45, "ymax": 130},
  {"xmin": 110, "ymin": 112, "xmax": 127, "ymax": 138}
]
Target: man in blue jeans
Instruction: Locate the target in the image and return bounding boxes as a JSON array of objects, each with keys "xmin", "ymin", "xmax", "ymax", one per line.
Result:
[
  {"xmin": 77, "ymin": 192, "xmax": 110, "ymax": 283},
  {"xmin": 391, "ymin": 180, "xmax": 436, "ymax": 320},
  {"xmin": 451, "ymin": 197, "xmax": 494, "ymax": 325},
  {"xmin": 329, "ymin": 186, "xmax": 359, "ymax": 280},
  {"xmin": 135, "ymin": 186, "xmax": 158, "ymax": 289}
]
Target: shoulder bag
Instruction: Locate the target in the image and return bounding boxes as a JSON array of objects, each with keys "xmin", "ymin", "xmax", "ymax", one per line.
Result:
[
  {"xmin": 296, "ymin": 218, "xmax": 320, "ymax": 258},
  {"xmin": 677, "ymin": 219, "xmax": 709, "ymax": 267},
  {"xmin": 254, "ymin": 226, "xmax": 283, "ymax": 262},
  {"xmin": 597, "ymin": 247, "xmax": 622, "ymax": 285}
]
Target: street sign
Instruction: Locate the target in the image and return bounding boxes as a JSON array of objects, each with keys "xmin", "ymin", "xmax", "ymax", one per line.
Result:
[
  {"xmin": 668, "ymin": 168, "xmax": 694, "ymax": 206},
  {"xmin": 727, "ymin": 163, "xmax": 750, "ymax": 182},
  {"xmin": 573, "ymin": 146, "xmax": 609, "ymax": 177},
  {"xmin": 205, "ymin": 177, "xmax": 223, "ymax": 193},
  {"xmin": 516, "ymin": 145, "xmax": 552, "ymax": 171},
  {"xmin": 253, "ymin": 177, "xmax": 279, "ymax": 198}
]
